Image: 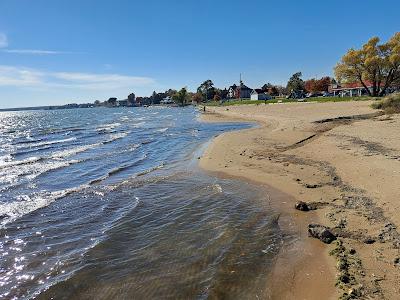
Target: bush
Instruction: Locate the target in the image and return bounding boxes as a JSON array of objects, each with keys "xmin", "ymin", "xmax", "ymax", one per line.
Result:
[{"xmin": 371, "ymin": 93, "xmax": 400, "ymax": 114}]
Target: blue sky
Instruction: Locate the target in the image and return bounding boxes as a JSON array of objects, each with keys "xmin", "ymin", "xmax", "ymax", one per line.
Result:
[{"xmin": 0, "ymin": 0, "xmax": 399, "ymax": 108}]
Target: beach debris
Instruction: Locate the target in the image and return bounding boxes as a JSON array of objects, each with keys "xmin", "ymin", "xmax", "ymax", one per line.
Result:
[
  {"xmin": 394, "ymin": 257, "xmax": 400, "ymax": 266},
  {"xmin": 295, "ymin": 201, "xmax": 311, "ymax": 211},
  {"xmin": 304, "ymin": 183, "xmax": 322, "ymax": 189},
  {"xmin": 308, "ymin": 224, "xmax": 337, "ymax": 244},
  {"xmin": 295, "ymin": 201, "xmax": 328, "ymax": 212},
  {"xmin": 363, "ymin": 238, "xmax": 376, "ymax": 244}
]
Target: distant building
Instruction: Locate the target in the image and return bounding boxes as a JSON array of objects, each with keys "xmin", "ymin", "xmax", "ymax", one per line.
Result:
[
  {"xmin": 227, "ymin": 84, "xmax": 237, "ymax": 99},
  {"xmin": 251, "ymin": 89, "xmax": 272, "ymax": 100},
  {"xmin": 227, "ymin": 81, "xmax": 252, "ymax": 99},
  {"xmin": 329, "ymin": 81, "xmax": 373, "ymax": 97},
  {"xmin": 118, "ymin": 100, "xmax": 128, "ymax": 107},
  {"xmin": 160, "ymin": 96, "xmax": 174, "ymax": 104}
]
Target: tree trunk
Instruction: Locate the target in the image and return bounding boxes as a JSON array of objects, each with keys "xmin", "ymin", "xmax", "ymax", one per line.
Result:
[{"xmin": 359, "ymin": 76, "xmax": 373, "ymax": 96}]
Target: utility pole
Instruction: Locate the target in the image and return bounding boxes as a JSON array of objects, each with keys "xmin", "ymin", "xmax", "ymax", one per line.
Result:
[{"xmin": 239, "ymin": 73, "xmax": 242, "ymax": 101}]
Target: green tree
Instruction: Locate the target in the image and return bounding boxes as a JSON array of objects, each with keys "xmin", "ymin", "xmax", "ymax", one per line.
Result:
[
  {"xmin": 172, "ymin": 87, "xmax": 189, "ymax": 106},
  {"xmin": 286, "ymin": 72, "xmax": 305, "ymax": 92},
  {"xmin": 335, "ymin": 32, "xmax": 400, "ymax": 97},
  {"xmin": 127, "ymin": 93, "xmax": 135, "ymax": 106},
  {"xmin": 197, "ymin": 80, "xmax": 214, "ymax": 101},
  {"xmin": 107, "ymin": 97, "xmax": 117, "ymax": 107}
]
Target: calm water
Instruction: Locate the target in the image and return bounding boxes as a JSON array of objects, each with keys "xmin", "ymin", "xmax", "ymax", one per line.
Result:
[{"xmin": 0, "ymin": 107, "xmax": 283, "ymax": 299}]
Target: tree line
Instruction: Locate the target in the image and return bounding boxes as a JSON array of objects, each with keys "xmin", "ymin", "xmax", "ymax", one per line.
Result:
[{"xmin": 92, "ymin": 32, "xmax": 400, "ymax": 108}]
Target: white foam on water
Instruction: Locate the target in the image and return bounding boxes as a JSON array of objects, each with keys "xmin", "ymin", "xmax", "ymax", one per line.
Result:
[
  {"xmin": 104, "ymin": 132, "xmax": 129, "ymax": 144},
  {"xmin": 15, "ymin": 137, "xmax": 77, "ymax": 149},
  {"xmin": 155, "ymin": 128, "xmax": 168, "ymax": 133},
  {"xmin": 96, "ymin": 123, "xmax": 121, "ymax": 132},
  {"xmin": 51, "ymin": 143, "xmax": 103, "ymax": 159},
  {"xmin": 0, "ymin": 185, "xmax": 89, "ymax": 227}
]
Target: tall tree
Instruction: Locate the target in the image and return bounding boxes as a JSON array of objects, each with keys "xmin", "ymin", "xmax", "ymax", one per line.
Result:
[
  {"xmin": 172, "ymin": 87, "xmax": 189, "ymax": 106},
  {"xmin": 335, "ymin": 32, "xmax": 400, "ymax": 97},
  {"xmin": 286, "ymin": 72, "xmax": 305, "ymax": 92},
  {"xmin": 107, "ymin": 97, "xmax": 117, "ymax": 107},
  {"xmin": 197, "ymin": 80, "xmax": 214, "ymax": 101},
  {"xmin": 127, "ymin": 93, "xmax": 136, "ymax": 106}
]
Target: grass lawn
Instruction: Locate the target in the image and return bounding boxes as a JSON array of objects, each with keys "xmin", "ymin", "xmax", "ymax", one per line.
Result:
[{"xmin": 204, "ymin": 96, "xmax": 379, "ymax": 107}]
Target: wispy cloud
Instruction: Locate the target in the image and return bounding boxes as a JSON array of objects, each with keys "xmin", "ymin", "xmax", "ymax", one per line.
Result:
[
  {"xmin": 0, "ymin": 33, "xmax": 74, "ymax": 55},
  {"xmin": 2, "ymin": 49, "xmax": 67, "ymax": 55},
  {"xmin": 0, "ymin": 65, "xmax": 155, "ymax": 91},
  {"xmin": 0, "ymin": 33, "xmax": 8, "ymax": 48}
]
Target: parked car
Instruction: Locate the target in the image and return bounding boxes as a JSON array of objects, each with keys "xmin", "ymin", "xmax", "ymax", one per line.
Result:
[
  {"xmin": 306, "ymin": 92, "xmax": 323, "ymax": 98},
  {"xmin": 322, "ymin": 92, "xmax": 334, "ymax": 97}
]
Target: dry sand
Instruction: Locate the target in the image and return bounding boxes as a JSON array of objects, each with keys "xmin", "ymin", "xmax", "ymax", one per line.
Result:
[{"xmin": 199, "ymin": 101, "xmax": 400, "ymax": 299}]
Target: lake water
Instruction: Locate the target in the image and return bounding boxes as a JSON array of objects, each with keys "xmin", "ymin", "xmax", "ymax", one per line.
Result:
[{"xmin": 0, "ymin": 107, "xmax": 284, "ymax": 299}]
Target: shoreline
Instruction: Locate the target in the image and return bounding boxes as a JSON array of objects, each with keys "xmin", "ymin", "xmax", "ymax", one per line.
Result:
[
  {"xmin": 199, "ymin": 111, "xmax": 338, "ymax": 300},
  {"xmin": 198, "ymin": 101, "xmax": 400, "ymax": 299}
]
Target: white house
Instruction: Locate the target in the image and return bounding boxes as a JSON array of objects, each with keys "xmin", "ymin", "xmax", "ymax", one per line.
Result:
[
  {"xmin": 161, "ymin": 96, "xmax": 174, "ymax": 104},
  {"xmin": 251, "ymin": 89, "xmax": 272, "ymax": 101}
]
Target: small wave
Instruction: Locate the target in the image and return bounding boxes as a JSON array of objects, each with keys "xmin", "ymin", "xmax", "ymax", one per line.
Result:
[
  {"xmin": 103, "ymin": 132, "xmax": 129, "ymax": 144},
  {"xmin": 0, "ymin": 185, "xmax": 88, "ymax": 226},
  {"xmin": 136, "ymin": 163, "xmax": 164, "ymax": 177},
  {"xmin": 0, "ymin": 158, "xmax": 83, "ymax": 184},
  {"xmin": 154, "ymin": 128, "xmax": 168, "ymax": 133},
  {"xmin": 89, "ymin": 155, "xmax": 147, "ymax": 185},
  {"xmin": 13, "ymin": 137, "xmax": 43, "ymax": 145},
  {"xmin": 96, "ymin": 123, "xmax": 121, "ymax": 132},
  {"xmin": 16, "ymin": 137, "xmax": 77, "ymax": 149},
  {"xmin": 0, "ymin": 156, "xmax": 43, "ymax": 169},
  {"xmin": 51, "ymin": 143, "xmax": 102, "ymax": 159},
  {"xmin": 133, "ymin": 122, "xmax": 146, "ymax": 128}
]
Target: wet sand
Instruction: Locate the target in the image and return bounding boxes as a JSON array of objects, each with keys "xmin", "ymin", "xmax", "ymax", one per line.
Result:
[{"xmin": 199, "ymin": 101, "xmax": 400, "ymax": 299}]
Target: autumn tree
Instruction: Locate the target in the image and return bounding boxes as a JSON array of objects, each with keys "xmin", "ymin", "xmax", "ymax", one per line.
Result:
[
  {"xmin": 213, "ymin": 94, "xmax": 221, "ymax": 101},
  {"xmin": 335, "ymin": 32, "xmax": 400, "ymax": 97},
  {"xmin": 192, "ymin": 93, "xmax": 203, "ymax": 104},
  {"xmin": 305, "ymin": 77, "xmax": 332, "ymax": 93}
]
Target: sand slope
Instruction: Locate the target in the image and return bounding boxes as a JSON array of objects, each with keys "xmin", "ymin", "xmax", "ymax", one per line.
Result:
[{"xmin": 200, "ymin": 101, "xmax": 400, "ymax": 299}]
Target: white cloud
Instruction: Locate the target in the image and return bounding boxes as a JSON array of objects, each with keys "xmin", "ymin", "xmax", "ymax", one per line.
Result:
[
  {"xmin": 0, "ymin": 33, "xmax": 8, "ymax": 48},
  {"xmin": 0, "ymin": 66, "xmax": 44, "ymax": 86},
  {"xmin": 2, "ymin": 49, "xmax": 65, "ymax": 55},
  {"xmin": 0, "ymin": 65, "xmax": 155, "ymax": 91}
]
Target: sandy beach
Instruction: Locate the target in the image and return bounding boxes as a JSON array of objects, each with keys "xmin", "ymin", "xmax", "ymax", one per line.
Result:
[{"xmin": 200, "ymin": 101, "xmax": 400, "ymax": 299}]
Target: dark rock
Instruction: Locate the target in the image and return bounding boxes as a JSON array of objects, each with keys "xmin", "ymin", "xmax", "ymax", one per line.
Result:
[
  {"xmin": 308, "ymin": 224, "xmax": 337, "ymax": 244},
  {"xmin": 394, "ymin": 257, "xmax": 400, "ymax": 265},
  {"xmin": 363, "ymin": 238, "xmax": 376, "ymax": 244},
  {"xmin": 294, "ymin": 201, "xmax": 323, "ymax": 211},
  {"xmin": 338, "ymin": 273, "xmax": 350, "ymax": 284},
  {"xmin": 305, "ymin": 184, "xmax": 321, "ymax": 189},
  {"xmin": 349, "ymin": 248, "xmax": 356, "ymax": 255},
  {"xmin": 295, "ymin": 178, "xmax": 301, "ymax": 182},
  {"xmin": 295, "ymin": 201, "xmax": 310, "ymax": 211}
]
